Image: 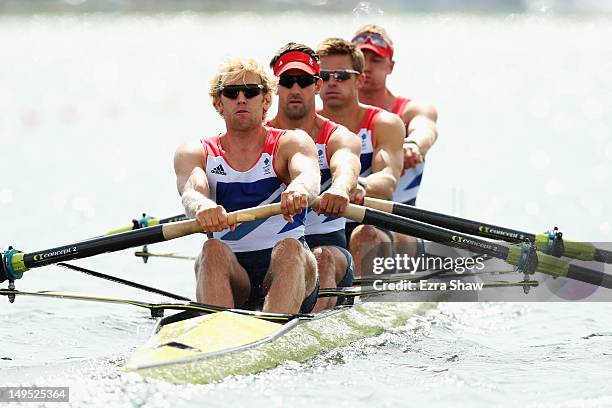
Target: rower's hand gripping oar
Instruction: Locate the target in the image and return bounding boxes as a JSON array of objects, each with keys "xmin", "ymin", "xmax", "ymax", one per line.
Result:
[
  {"xmin": 363, "ymin": 197, "xmax": 612, "ymax": 264},
  {"xmin": 0, "ymin": 203, "xmax": 282, "ymax": 288},
  {"xmin": 341, "ymin": 203, "xmax": 612, "ymax": 290}
]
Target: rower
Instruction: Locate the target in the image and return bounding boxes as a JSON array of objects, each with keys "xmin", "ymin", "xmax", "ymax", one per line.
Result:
[
  {"xmin": 267, "ymin": 43, "xmax": 361, "ymax": 311},
  {"xmin": 352, "ymin": 24, "xmax": 439, "ymax": 260},
  {"xmin": 316, "ymin": 38, "xmax": 405, "ymax": 276},
  {"xmin": 173, "ymin": 58, "xmax": 321, "ymax": 314}
]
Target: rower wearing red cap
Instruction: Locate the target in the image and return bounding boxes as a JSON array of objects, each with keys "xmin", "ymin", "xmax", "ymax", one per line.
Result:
[
  {"xmin": 268, "ymin": 43, "xmax": 361, "ymax": 311},
  {"xmin": 316, "ymin": 38, "xmax": 405, "ymax": 277},
  {"xmin": 352, "ymin": 24, "xmax": 438, "ymax": 258}
]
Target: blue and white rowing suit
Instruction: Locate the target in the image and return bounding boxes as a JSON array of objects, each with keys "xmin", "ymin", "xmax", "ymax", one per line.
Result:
[
  {"xmin": 201, "ymin": 127, "xmax": 317, "ymax": 313},
  {"xmin": 390, "ymin": 96, "xmax": 425, "ymax": 206},
  {"xmin": 201, "ymin": 127, "xmax": 306, "ymax": 253}
]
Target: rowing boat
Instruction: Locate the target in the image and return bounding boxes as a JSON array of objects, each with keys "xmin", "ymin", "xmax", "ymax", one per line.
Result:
[
  {"xmin": 3, "ymin": 200, "xmax": 611, "ymax": 384},
  {"xmin": 124, "ymin": 300, "xmax": 434, "ymax": 384}
]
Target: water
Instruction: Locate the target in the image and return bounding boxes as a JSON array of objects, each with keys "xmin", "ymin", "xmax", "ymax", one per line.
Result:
[{"xmin": 1, "ymin": 10, "xmax": 612, "ymax": 407}]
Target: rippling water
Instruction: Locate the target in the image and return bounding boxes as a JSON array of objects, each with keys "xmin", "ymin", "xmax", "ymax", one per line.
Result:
[{"xmin": 1, "ymin": 10, "xmax": 612, "ymax": 407}]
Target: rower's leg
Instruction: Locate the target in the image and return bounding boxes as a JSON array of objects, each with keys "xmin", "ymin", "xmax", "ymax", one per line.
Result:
[
  {"xmin": 195, "ymin": 239, "xmax": 250, "ymax": 308},
  {"xmin": 312, "ymin": 246, "xmax": 348, "ymax": 312},
  {"xmin": 349, "ymin": 225, "xmax": 393, "ymax": 276},
  {"xmin": 393, "ymin": 233, "xmax": 418, "ymax": 257},
  {"xmin": 262, "ymin": 238, "xmax": 318, "ymax": 314}
]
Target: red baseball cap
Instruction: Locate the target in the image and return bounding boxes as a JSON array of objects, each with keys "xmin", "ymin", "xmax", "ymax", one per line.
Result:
[
  {"xmin": 273, "ymin": 51, "xmax": 320, "ymax": 76},
  {"xmin": 352, "ymin": 33, "xmax": 394, "ymax": 58}
]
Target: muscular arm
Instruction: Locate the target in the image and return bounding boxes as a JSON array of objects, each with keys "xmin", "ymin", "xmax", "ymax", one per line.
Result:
[
  {"xmin": 320, "ymin": 125, "xmax": 361, "ymax": 214},
  {"xmin": 326, "ymin": 125, "xmax": 361, "ymax": 196},
  {"xmin": 366, "ymin": 111, "xmax": 405, "ymax": 199},
  {"xmin": 403, "ymin": 101, "xmax": 438, "ymax": 156},
  {"xmin": 174, "ymin": 142, "xmax": 228, "ymax": 231}
]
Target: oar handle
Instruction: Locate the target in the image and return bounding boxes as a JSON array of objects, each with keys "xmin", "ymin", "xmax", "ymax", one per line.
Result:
[
  {"xmin": 160, "ymin": 219, "xmax": 203, "ymax": 240},
  {"xmin": 363, "ymin": 197, "xmax": 394, "ymax": 213},
  {"xmin": 160, "ymin": 203, "xmax": 283, "ymax": 240},
  {"xmin": 341, "ymin": 203, "xmax": 367, "ymax": 223},
  {"xmin": 228, "ymin": 203, "xmax": 282, "ymax": 224}
]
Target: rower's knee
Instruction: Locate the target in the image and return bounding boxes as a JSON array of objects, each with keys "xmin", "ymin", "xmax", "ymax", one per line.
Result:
[
  {"xmin": 202, "ymin": 239, "xmax": 232, "ymax": 259},
  {"xmin": 199, "ymin": 239, "xmax": 232, "ymax": 278},
  {"xmin": 271, "ymin": 237, "xmax": 303, "ymax": 257},
  {"xmin": 271, "ymin": 238, "xmax": 317, "ymax": 288},
  {"xmin": 394, "ymin": 233, "xmax": 418, "ymax": 257},
  {"xmin": 352, "ymin": 225, "xmax": 389, "ymax": 246}
]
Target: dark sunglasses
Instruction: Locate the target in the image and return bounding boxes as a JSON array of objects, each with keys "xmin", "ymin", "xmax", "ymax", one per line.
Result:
[
  {"xmin": 219, "ymin": 84, "xmax": 264, "ymax": 99},
  {"xmin": 278, "ymin": 75, "xmax": 318, "ymax": 89},
  {"xmin": 351, "ymin": 33, "xmax": 391, "ymax": 49},
  {"xmin": 319, "ymin": 69, "xmax": 361, "ymax": 82}
]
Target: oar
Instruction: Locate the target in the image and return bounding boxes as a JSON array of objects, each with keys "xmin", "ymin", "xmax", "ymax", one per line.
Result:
[
  {"xmin": 363, "ymin": 197, "xmax": 612, "ymax": 264},
  {"xmin": 341, "ymin": 203, "xmax": 612, "ymax": 289},
  {"xmin": 0, "ymin": 204, "xmax": 281, "ymax": 283}
]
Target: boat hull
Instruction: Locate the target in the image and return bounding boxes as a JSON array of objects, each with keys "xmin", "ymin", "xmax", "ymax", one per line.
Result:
[{"xmin": 125, "ymin": 302, "xmax": 433, "ymax": 384}]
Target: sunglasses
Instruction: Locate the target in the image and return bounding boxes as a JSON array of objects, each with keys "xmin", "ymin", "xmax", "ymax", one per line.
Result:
[
  {"xmin": 351, "ymin": 33, "xmax": 391, "ymax": 49},
  {"xmin": 319, "ymin": 69, "xmax": 361, "ymax": 82},
  {"xmin": 278, "ymin": 75, "xmax": 318, "ymax": 89},
  {"xmin": 219, "ymin": 84, "xmax": 264, "ymax": 99}
]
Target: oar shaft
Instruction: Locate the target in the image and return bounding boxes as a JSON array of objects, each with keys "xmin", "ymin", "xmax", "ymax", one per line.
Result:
[
  {"xmin": 3, "ymin": 203, "xmax": 282, "ymax": 278},
  {"xmin": 594, "ymin": 248, "xmax": 612, "ymax": 264},
  {"xmin": 569, "ymin": 263, "xmax": 612, "ymax": 287},
  {"xmin": 364, "ymin": 197, "xmax": 534, "ymax": 241},
  {"xmin": 341, "ymin": 203, "xmax": 612, "ymax": 290},
  {"xmin": 364, "ymin": 197, "xmax": 610, "ymax": 264},
  {"xmin": 342, "ymin": 203, "xmax": 511, "ymax": 260},
  {"xmin": 13, "ymin": 220, "xmax": 199, "ymax": 274}
]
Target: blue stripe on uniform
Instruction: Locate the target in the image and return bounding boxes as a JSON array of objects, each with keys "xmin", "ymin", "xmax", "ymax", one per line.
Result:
[
  {"xmin": 404, "ymin": 172, "xmax": 423, "ymax": 190},
  {"xmin": 215, "ymin": 178, "xmax": 283, "ymax": 212},
  {"xmin": 360, "ymin": 152, "xmax": 373, "ymax": 176}
]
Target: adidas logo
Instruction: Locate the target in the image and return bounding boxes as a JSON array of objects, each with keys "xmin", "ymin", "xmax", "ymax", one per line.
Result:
[{"xmin": 211, "ymin": 164, "xmax": 227, "ymax": 176}]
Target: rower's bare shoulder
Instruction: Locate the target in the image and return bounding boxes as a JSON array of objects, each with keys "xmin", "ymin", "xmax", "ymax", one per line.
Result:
[
  {"xmin": 174, "ymin": 141, "xmax": 206, "ymax": 167},
  {"xmin": 331, "ymin": 124, "xmax": 360, "ymax": 149},
  {"xmin": 403, "ymin": 99, "xmax": 438, "ymax": 123},
  {"xmin": 280, "ymin": 129, "xmax": 317, "ymax": 151},
  {"xmin": 375, "ymin": 110, "xmax": 406, "ymax": 136},
  {"xmin": 329, "ymin": 124, "xmax": 361, "ymax": 155},
  {"xmin": 332, "ymin": 123, "xmax": 358, "ymax": 139}
]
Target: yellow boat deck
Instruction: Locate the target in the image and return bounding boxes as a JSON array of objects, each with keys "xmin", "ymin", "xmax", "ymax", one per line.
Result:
[{"xmin": 125, "ymin": 302, "xmax": 434, "ymax": 384}]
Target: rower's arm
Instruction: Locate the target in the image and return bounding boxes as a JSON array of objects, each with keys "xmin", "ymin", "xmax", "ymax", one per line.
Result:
[
  {"xmin": 276, "ymin": 129, "xmax": 321, "ymax": 203},
  {"xmin": 365, "ymin": 111, "xmax": 405, "ymax": 199},
  {"xmin": 402, "ymin": 100, "xmax": 438, "ymax": 156},
  {"xmin": 173, "ymin": 142, "xmax": 215, "ymax": 218},
  {"xmin": 326, "ymin": 125, "xmax": 362, "ymax": 196}
]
